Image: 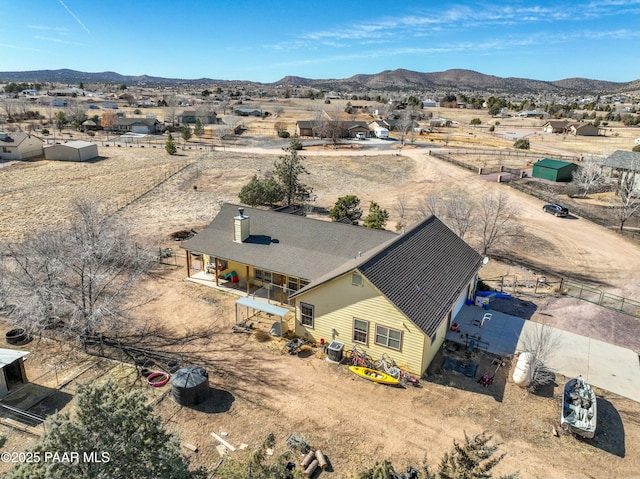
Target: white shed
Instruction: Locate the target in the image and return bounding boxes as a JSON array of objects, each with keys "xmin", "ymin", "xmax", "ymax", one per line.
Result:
[
  {"xmin": 44, "ymin": 141, "xmax": 99, "ymax": 162},
  {"xmin": 0, "ymin": 349, "xmax": 29, "ymax": 398}
]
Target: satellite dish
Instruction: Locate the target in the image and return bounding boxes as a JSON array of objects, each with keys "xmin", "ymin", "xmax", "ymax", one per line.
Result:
[{"xmin": 482, "ymin": 257, "xmax": 489, "ymax": 265}]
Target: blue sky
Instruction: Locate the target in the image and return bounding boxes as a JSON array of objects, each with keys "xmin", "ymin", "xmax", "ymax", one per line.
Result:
[{"xmin": 1, "ymin": 0, "xmax": 639, "ymax": 83}]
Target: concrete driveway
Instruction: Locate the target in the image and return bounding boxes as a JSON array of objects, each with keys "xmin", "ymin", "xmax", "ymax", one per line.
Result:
[{"xmin": 449, "ymin": 305, "xmax": 640, "ymax": 402}]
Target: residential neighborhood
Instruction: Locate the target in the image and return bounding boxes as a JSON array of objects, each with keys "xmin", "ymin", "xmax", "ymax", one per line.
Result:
[{"xmin": 0, "ymin": 68, "xmax": 639, "ymax": 479}]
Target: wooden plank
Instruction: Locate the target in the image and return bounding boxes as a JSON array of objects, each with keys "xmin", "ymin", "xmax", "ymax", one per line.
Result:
[{"xmin": 211, "ymin": 432, "xmax": 236, "ymax": 452}]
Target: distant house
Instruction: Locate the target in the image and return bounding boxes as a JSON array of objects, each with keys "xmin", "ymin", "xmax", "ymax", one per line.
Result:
[
  {"xmin": 344, "ymin": 121, "xmax": 370, "ymax": 138},
  {"xmin": 233, "ymin": 106, "xmax": 262, "ymax": 117},
  {"xmin": 296, "ymin": 121, "xmax": 316, "ymax": 137},
  {"xmin": 180, "ymin": 204, "xmax": 483, "ymax": 376},
  {"xmin": 44, "ymin": 141, "xmax": 99, "ymax": 162},
  {"xmin": 113, "ymin": 117, "xmax": 160, "ymax": 134},
  {"xmin": 569, "ymin": 123, "xmax": 599, "ymax": 136},
  {"xmin": 0, "ymin": 132, "xmax": 44, "ymax": 160},
  {"xmin": 296, "ymin": 120, "xmax": 370, "ymax": 138},
  {"xmin": 517, "ymin": 109, "xmax": 547, "ymax": 118},
  {"xmin": 600, "ymin": 150, "xmax": 640, "ymax": 195},
  {"xmin": 103, "ymin": 103, "xmax": 119, "ymax": 109},
  {"xmin": 422, "ymin": 100, "xmax": 437, "ymax": 108},
  {"xmin": 532, "ymin": 158, "xmax": 578, "ymax": 182},
  {"xmin": 177, "ymin": 109, "xmax": 218, "ymax": 125},
  {"xmin": 542, "ymin": 120, "xmax": 571, "ymax": 134}
]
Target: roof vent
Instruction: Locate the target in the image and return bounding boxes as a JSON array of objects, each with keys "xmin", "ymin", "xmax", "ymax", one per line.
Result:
[{"xmin": 238, "ymin": 207, "xmax": 245, "ymax": 217}]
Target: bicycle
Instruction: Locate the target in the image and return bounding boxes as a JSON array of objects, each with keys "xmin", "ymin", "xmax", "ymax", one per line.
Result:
[{"xmin": 346, "ymin": 345, "xmax": 374, "ymax": 368}]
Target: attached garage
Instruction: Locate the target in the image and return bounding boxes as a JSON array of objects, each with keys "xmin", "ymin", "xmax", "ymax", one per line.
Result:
[
  {"xmin": 531, "ymin": 158, "xmax": 578, "ymax": 182},
  {"xmin": 44, "ymin": 141, "xmax": 99, "ymax": 162}
]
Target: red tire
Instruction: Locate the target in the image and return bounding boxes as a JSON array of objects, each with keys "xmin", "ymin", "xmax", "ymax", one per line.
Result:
[{"xmin": 146, "ymin": 372, "xmax": 170, "ymax": 387}]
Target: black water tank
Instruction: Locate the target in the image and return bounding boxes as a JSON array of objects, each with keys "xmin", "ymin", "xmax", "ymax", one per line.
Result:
[{"xmin": 171, "ymin": 366, "xmax": 209, "ymax": 406}]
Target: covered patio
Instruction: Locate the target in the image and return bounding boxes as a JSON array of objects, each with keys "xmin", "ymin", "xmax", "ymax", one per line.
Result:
[{"xmin": 234, "ymin": 297, "xmax": 294, "ymax": 337}]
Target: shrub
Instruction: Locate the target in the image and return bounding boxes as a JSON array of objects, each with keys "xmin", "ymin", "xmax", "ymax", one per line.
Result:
[
  {"xmin": 41, "ymin": 129, "xmax": 49, "ymax": 135},
  {"xmin": 278, "ymin": 130, "xmax": 290, "ymax": 138},
  {"xmin": 513, "ymin": 138, "xmax": 530, "ymax": 150},
  {"xmin": 633, "ymin": 145, "xmax": 640, "ymax": 152}
]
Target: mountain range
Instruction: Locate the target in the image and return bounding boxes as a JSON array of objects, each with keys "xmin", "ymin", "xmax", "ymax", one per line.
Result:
[{"xmin": 1, "ymin": 68, "xmax": 638, "ymax": 95}]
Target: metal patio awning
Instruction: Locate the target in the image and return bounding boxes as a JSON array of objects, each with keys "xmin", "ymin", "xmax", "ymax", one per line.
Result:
[{"xmin": 235, "ymin": 297, "xmax": 290, "ymax": 318}]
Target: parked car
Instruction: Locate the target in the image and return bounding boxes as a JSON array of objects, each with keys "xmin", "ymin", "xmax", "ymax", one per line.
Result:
[
  {"xmin": 355, "ymin": 132, "xmax": 366, "ymax": 140},
  {"xmin": 543, "ymin": 204, "xmax": 569, "ymax": 217}
]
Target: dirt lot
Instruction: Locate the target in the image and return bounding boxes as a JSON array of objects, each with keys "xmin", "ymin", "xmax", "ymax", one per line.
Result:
[{"xmin": 1, "ymin": 130, "xmax": 640, "ymax": 477}]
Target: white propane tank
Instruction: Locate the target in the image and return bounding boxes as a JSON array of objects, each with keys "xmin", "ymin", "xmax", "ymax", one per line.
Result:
[{"xmin": 512, "ymin": 352, "xmax": 533, "ymax": 386}]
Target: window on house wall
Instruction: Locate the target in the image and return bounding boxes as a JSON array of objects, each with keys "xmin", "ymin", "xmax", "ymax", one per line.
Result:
[
  {"xmin": 287, "ymin": 277, "xmax": 299, "ymax": 291},
  {"xmin": 254, "ymin": 269, "xmax": 264, "ymax": 281},
  {"xmin": 353, "ymin": 318, "xmax": 369, "ymax": 344},
  {"xmin": 300, "ymin": 279, "xmax": 310, "ymax": 289},
  {"xmin": 351, "ymin": 273, "xmax": 362, "ymax": 286},
  {"xmin": 300, "ymin": 303, "xmax": 314, "ymax": 328},
  {"xmin": 375, "ymin": 325, "xmax": 402, "ymax": 350}
]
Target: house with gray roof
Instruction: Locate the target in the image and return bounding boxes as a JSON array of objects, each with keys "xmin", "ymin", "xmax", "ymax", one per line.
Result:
[
  {"xmin": 181, "ymin": 203, "xmax": 483, "ymax": 375},
  {"xmin": 0, "ymin": 132, "xmax": 44, "ymax": 160}
]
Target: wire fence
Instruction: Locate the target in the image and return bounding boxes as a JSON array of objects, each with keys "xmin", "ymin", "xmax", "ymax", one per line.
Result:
[
  {"xmin": 480, "ymin": 273, "xmax": 640, "ymax": 319},
  {"xmin": 562, "ymin": 279, "xmax": 640, "ymax": 318}
]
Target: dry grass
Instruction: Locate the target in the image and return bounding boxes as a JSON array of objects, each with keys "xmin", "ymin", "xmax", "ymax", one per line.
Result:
[{"xmin": 0, "ymin": 148, "xmax": 191, "ymax": 242}]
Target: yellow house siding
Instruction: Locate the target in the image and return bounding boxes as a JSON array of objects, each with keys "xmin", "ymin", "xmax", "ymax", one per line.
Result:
[
  {"xmin": 422, "ymin": 316, "xmax": 450, "ymax": 374},
  {"xmin": 295, "ymin": 271, "xmax": 426, "ymax": 375}
]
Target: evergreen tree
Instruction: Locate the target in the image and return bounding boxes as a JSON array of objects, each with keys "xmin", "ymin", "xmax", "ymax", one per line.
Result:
[
  {"xmin": 193, "ymin": 118, "xmax": 204, "ymax": 137},
  {"xmin": 356, "ymin": 431, "xmax": 518, "ymax": 479},
  {"xmin": 273, "ymin": 141, "xmax": 312, "ymax": 206},
  {"xmin": 329, "ymin": 195, "xmax": 362, "ymax": 224},
  {"xmin": 363, "ymin": 201, "xmax": 389, "ymax": 229},
  {"xmin": 7, "ymin": 381, "xmax": 206, "ymax": 479},
  {"xmin": 165, "ymin": 133, "xmax": 177, "ymax": 155},
  {"xmin": 181, "ymin": 123, "xmax": 193, "ymax": 143}
]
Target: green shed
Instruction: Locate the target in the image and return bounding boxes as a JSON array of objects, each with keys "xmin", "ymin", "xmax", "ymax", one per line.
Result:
[{"xmin": 531, "ymin": 158, "xmax": 578, "ymax": 182}]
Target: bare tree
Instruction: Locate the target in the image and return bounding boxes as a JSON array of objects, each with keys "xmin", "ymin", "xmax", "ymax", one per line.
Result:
[
  {"xmin": 165, "ymin": 93, "xmax": 179, "ymax": 128},
  {"xmin": 397, "ymin": 109, "xmax": 415, "ymax": 146},
  {"xmin": 0, "ymin": 96, "xmax": 17, "ymax": 121},
  {"xmin": 0, "ymin": 198, "xmax": 154, "ymax": 345},
  {"xmin": 319, "ymin": 120, "xmax": 348, "ymax": 148},
  {"xmin": 394, "ymin": 193, "xmax": 410, "ymax": 231},
  {"xmin": 416, "ymin": 193, "xmax": 442, "ymax": 219},
  {"xmin": 476, "ymin": 191, "xmax": 520, "ymax": 255},
  {"xmin": 443, "ymin": 196, "xmax": 475, "ymax": 239},
  {"xmin": 572, "ymin": 158, "xmax": 604, "ymax": 197},
  {"xmin": 518, "ymin": 322, "xmax": 561, "ymax": 393},
  {"xmin": 610, "ymin": 163, "xmax": 640, "ymax": 230}
]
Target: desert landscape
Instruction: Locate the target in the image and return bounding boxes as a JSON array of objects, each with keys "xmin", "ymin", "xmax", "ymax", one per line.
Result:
[{"xmin": 1, "ymin": 98, "xmax": 640, "ymax": 478}]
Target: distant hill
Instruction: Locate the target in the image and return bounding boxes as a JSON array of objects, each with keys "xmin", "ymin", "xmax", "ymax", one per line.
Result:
[
  {"xmin": 0, "ymin": 68, "xmax": 637, "ymax": 95},
  {"xmin": 275, "ymin": 68, "xmax": 634, "ymax": 95}
]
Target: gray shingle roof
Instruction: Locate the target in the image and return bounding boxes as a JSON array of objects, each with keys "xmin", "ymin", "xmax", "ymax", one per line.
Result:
[
  {"xmin": 181, "ymin": 203, "xmax": 396, "ymax": 280},
  {"xmin": 601, "ymin": 150, "xmax": 640, "ymax": 171},
  {"xmin": 357, "ymin": 216, "xmax": 482, "ymax": 337}
]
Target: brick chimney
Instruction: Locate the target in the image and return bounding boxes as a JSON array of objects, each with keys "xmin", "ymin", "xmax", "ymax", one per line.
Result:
[{"xmin": 234, "ymin": 207, "xmax": 250, "ymax": 243}]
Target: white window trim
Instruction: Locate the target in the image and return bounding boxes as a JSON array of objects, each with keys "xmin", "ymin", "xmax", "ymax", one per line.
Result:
[
  {"xmin": 353, "ymin": 318, "xmax": 369, "ymax": 345},
  {"xmin": 300, "ymin": 302, "xmax": 314, "ymax": 329},
  {"xmin": 375, "ymin": 325, "xmax": 402, "ymax": 351}
]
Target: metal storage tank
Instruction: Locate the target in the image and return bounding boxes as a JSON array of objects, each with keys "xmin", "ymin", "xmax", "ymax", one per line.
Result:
[{"xmin": 171, "ymin": 366, "xmax": 209, "ymax": 406}]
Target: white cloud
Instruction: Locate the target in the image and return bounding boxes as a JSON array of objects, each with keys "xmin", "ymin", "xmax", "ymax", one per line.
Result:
[
  {"xmin": 34, "ymin": 35, "xmax": 83, "ymax": 46},
  {"xmin": 58, "ymin": 0, "xmax": 90, "ymax": 35}
]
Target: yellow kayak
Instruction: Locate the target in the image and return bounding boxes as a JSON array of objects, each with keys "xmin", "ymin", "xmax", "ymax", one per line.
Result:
[{"xmin": 349, "ymin": 366, "xmax": 400, "ymax": 386}]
